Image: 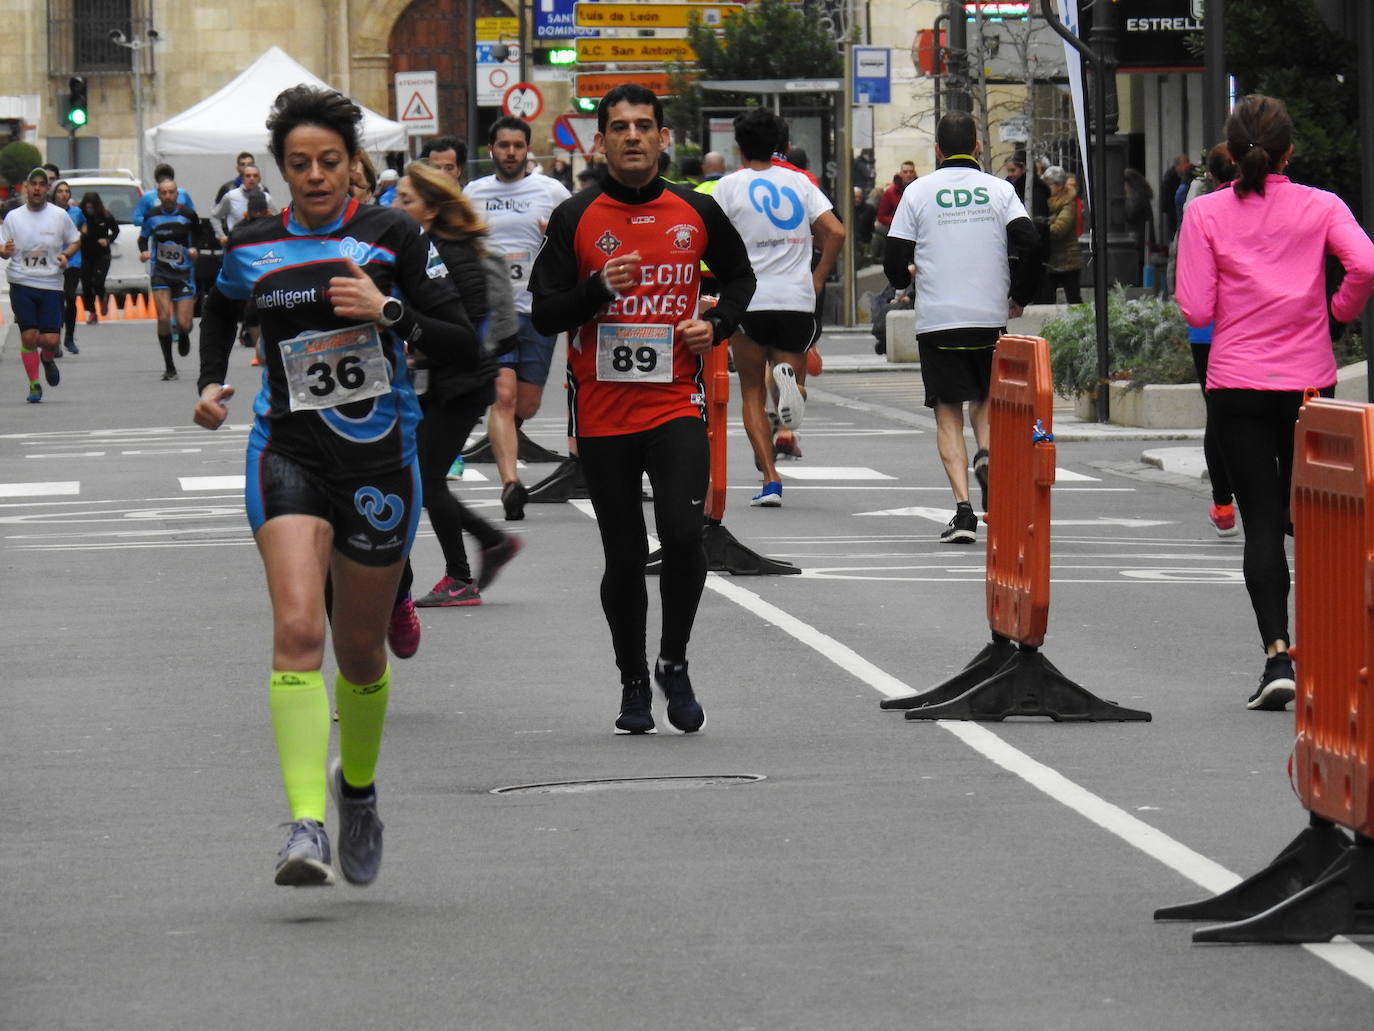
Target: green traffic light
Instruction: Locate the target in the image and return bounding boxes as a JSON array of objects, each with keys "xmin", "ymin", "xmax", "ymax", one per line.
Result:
[
  {"xmin": 548, "ymin": 48, "xmax": 577, "ymax": 65},
  {"xmin": 68, "ymin": 108, "xmax": 87, "ymax": 127},
  {"xmin": 574, "ymin": 96, "xmax": 597, "ymax": 112}
]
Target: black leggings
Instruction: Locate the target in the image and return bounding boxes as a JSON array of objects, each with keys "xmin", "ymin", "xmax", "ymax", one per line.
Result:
[
  {"xmin": 1043, "ymin": 268, "xmax": 1082, "ymax": 305},
  {"xmin": 578, "ymin": 416, "xmax": 709, "ymax": 682},
  {"xmin": 1191, "ymin": 344, "xmax": 1233, "ymax": 506},
  {"xmin": 415, "ymin": 387, "xmax": 503, "ymax": 583},
  {"xmin": 62, "ymin": 267, "xmax": 80, "ymax": 339},
  {"xmin": 1209, "ymin": 385, "xmax": 1333, "ymax": 649}
]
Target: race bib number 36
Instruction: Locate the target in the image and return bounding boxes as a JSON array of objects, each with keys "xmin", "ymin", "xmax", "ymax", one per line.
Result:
[
  {"xmin": 595, "ymin": 323, "xmax": 673, "ymax": 383},
  {"xmin": 280, "ymin": 324, "xmax": 391, "ymax": 412}
]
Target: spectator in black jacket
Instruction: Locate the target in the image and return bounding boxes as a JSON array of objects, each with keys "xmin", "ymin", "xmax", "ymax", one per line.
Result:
[
  {"xmin": 392, "ymin": 161, "xmax": 522, "ymax": 606},
  {"xmin": 77, "ymin": 191, "xmax": 120, "ymax": 322}
]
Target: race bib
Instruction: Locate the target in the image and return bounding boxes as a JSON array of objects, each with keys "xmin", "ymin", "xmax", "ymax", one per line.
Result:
[
  {"xmin": 21, "ymin": 248, "xmax": 49, "ymax": 269},
  {"xmin": 504, "ymin": 250, "xmax": 532, "ymax": 284},
  {"xmin": 156, "ymin": 241, "xmax": 184, "ymax": 266},
  {"xmin": 280, "ymin": 324, "xmax": 391, "ymax": 412},
  {"xmin": 595, "ymin": 323, "xmax": 673, "ymax": 383}
]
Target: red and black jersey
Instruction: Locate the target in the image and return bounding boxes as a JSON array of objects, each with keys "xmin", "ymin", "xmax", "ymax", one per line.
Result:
[{"xmin": 529, "ymin": 175, "xmax": 755, "ymax": 438}]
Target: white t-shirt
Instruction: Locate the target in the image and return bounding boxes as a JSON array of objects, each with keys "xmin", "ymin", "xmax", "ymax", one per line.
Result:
[
  {"xmin": 212, "ymin": 185, "xmax": 274, "ymax": 232},
  {"xmin": 464, "ymin": 173, "xmax": 571, "ymax": 314},
  {"xmin": 711, "ymin": 164, "xmax": 832, "ymax": 312},
  {"xmin": 2, "ymin": 202, "xmax": 81, "ymax": 290},
  {"xmin": 887, "ymin": 164, "xmax": 1028, "ymax": 333}
]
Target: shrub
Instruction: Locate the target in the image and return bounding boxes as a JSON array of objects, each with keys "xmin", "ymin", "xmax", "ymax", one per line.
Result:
[
  {"xmin": 0, "ymin": 141, "xmax": 43, "ymax": 191},
  {"xmin": 1043, "ymin": 287, "xmax": 1194, "ymax": 397}
]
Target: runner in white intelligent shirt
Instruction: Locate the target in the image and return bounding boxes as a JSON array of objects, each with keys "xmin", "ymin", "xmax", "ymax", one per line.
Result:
[
  {"xmin": 462, "ymin": 116, "xmax": 571, "ymax": 519},
  {"xmin": 711, "ymin": 108, "xmax": 844, "ymax": 507},
  {"xmin": 1, "ymin": 167, "xmax": 81, "ymax": 403},
  {"xmin": 884, "ymin": 111, "xmax": 1040, "ymax": 544}
]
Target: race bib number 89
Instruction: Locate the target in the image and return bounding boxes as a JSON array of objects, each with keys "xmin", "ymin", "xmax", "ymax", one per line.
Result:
[
  {"xmin": 280, "ymin": 324, "xmax": 391, "ymax": 412},
  {"xmin": 596, "ymin": 323, "xmax": 673, "ymax": 383}
]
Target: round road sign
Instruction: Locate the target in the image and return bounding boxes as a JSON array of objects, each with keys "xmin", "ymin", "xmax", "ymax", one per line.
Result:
[{"xmin": 502, "ymin": 82, "xmax": 544, "ymax": 121}]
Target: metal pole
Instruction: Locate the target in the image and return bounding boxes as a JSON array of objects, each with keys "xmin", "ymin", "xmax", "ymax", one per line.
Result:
[
  {"xmin": 1201, "ymin": 0, "xmax": 1227, "ymax": 151},
  {"xmin": 467, "ymin": 0, "xmax": 478, "ymax": 145},
  {"xmin": 132, "ymin": 44, "xmax": 146, "ymax": 186},
  {"xmin": 1358, "ymin": 0, "xmax": 1374, "ymax": 397},
  {"xmin": 946, "ymin": 0, "xmax": 970, "ymax": 113},
  {"xmin": 933, "ymin": 12, "xmax": 949, "ymax": 126},
  {"xmin": 839, "ymin": 39, "xmax": 855, "ymax": 327},
  {"xmin": 518, "ymin": 0, "xmax": 528, "ymax": 85}
]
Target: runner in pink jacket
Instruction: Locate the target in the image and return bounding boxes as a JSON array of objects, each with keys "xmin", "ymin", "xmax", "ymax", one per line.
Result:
[{"xmin": 1176, "ymin": 94, "xmax": 1374, "ymax": 711}]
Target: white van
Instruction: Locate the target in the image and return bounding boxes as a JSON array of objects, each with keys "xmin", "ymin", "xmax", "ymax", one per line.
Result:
[{"xmin": 59, "ymin": 169, "xmax": 147, "ymax": 296}]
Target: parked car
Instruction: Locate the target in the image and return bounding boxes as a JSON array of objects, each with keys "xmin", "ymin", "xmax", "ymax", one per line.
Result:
[{"xmin": 59, "ymin": 169, "xmax": 147, "ymax": 296}]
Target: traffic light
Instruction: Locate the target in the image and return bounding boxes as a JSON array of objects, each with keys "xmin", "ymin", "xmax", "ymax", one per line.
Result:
[
  {"xmin": 65, "ymin": 77, "xmax": 88, "ymax": 129},
  {"xmin": 573, "ymin": 96, "xmax": 597, "ymax": 113}
]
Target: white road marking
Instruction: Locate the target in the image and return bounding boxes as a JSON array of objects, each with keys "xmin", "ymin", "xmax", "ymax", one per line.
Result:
[
  {"xmin": 0, "ymin": 481, "xmax": 79, "ymax": 498},
  {"xmin": 180, "ymin": 476, "xmax": 245, "ymax": 491},
  {"xmin": 460, "ymin": 468, "xmax": 490, "ymax": 482},
  {"xmin": 854, "ymin": 506, "xmax": 1167, "ymax": 528},
  {"xmin": 779, "ymin": 466, "xmax": 896, "ymax": 481},
  {"xmin": 25, "ymin": 452, "xmax": 106, "ymax": 459},
  {"xmin": 1053, "ymin": 467, "xmax": 1102, "ymax": 482}
]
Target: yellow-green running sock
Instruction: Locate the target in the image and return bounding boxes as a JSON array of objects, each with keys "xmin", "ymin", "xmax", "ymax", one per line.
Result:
[
  {"xmin": 269, "ymin": 670, "xmax": 330, "ymax": 823},
  {"xmin": 335, "ymin": 665, "xmax": 390, "ymax": 790}
]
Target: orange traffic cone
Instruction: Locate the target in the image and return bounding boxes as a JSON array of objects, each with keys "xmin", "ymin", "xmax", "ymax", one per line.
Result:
[{"xmin": 75, "ymin": 296, "xmax": 86, "ymax": 321}]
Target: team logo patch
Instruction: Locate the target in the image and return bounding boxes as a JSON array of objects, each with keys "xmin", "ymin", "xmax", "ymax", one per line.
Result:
[
  {"xmin": 630, "ymin": 215, "xmax": 655, "ymax": 225},
  {"xmin": 354, "ymin": 486, "xmax": 404, "ymax": 532},
  {"xmin": 338, "ymin": 236, "xmax": 372, "ymax": 265},
  {"xmin": 668, "ymin": 223, "xmax": 698, "ymax": 250},
  {"xmin": 251, "ymin": 249, "xmax": 283, "ymax": 268},
  {"xmin": 596, "ymin": 230, "xmax": 622, "ymax": 255}
]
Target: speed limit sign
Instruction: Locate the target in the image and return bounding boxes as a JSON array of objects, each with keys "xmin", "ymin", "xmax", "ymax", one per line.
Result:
[{"xmin": 502, "ymin": 82, "xmax": 544, "ymax": 121}]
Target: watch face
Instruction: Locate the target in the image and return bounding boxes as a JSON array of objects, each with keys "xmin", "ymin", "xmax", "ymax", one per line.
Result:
[{"xmin": 382, "ymin": 298, "xmax": 402, "ymax": 323}]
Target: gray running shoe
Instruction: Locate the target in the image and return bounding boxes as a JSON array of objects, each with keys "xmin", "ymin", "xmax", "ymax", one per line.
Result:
[
  {"xmin": 274, "ymin": 818, "xmax": 336, "ymax": 887},
  {"xmin": 328, "ymin": 758, "xmax": 384, "ymax": 886}
]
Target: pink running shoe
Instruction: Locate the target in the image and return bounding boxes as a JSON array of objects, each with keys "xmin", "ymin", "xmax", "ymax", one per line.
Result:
[
  {"xmin": 387, "ymin": 593, "xmax": 422, "ymax": 658},
  {"xmin": 1209, "ymin": 503, "xmax": 1239, "ymax": 538}
]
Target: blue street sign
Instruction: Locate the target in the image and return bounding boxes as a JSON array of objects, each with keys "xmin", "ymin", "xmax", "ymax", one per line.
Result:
[{"xmin": 853, "ymin": 46, "xmax": 891, "ymax": 105}]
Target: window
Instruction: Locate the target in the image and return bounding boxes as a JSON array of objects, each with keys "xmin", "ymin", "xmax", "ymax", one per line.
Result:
[{"xmin": 48, "ymin": 0, "xmax": 153, "ymax": 76}]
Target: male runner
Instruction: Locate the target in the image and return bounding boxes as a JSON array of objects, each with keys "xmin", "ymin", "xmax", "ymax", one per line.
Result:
[
  {"xmin": 712, "ymin": 108, "xmax": 844, "ymax": 507},
  {"xmin": 211, "ymin": 165, "xmax": 273, "ymax": 240},
  {"xmin": 465, "ymin": 116, "xmax": 571, "ymax": 519},
  {"xmin": 215, "ymin": 151, "xmax": 256, "ymax": 205},
  {"xmin": 139, "ymin": 180, "xmax": 200, "ymax": 381},
  {"xmin": 132, "ymin": 164, "xmax": 195, "ymax": 225},
  {"xmin": 530, "ymin": 84, "xmax": 755, "ymax": 735},
  {"xmin": 1, "ymin": 167, "xmax": 80, "ymax": 402},
  {"xmin": 884, "ymin": 111, "xmax": 1040, "ymax": 543},
  {"xmin": 420, "ymin": 135, "xmax": 465, "ymax": 184}
]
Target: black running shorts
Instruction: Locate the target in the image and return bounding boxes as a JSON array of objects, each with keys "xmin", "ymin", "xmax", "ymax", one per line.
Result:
[
  {"xmin": 917, "ymin": 327, "xmax": 1002, "ymax": 408},
  {"xmin": 737, "ymin": 310, "xmax": 819, "ymax": 355}
]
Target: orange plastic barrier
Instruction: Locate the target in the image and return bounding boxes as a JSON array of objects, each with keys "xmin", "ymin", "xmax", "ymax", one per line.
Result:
[
  {"xmin": 985, "ymin": 334, "xmax": 1056, "ymax": 647},
  {"xmin": 889, "ymin": 334, "xmax": 1149, "ymax": 720},
  {"xmin": 1155, "ymin": 396, "xmax": 1374, "ymax": 943}
]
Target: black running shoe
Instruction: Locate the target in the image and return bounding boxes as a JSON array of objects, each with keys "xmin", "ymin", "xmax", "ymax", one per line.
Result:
[
  {"xmin": 42, "ymin": 358, "xmax": 60, "ymax": 387},
  {"xmin": 176, "ymin": 331, "xmax": 190, "ymax": 358},
  {"xmin": 615, "ymin": 678, "xmax": 656, "ymax": 735},
  {"xmin": 1247, "ymin": 652, "xmax": 1296, "ymax": 711},
  {"xmin": 939, "ymin": 505, "xmax": 978, "ymax": 544},
  {"xmin": 654, "ymin": 658, "xmax": 706, "ymax": 733},
  {"xmin": 973, "ymin": 449, "xmax": 989, "ymax": 512},
  {"xmin": 501, "ymin": 480, "xmax": 528, "ymax": 521},
  {"xmin": 160, "ymin": 369, "xmax": 178, "ymax": 381},
  {"xmin": 477, "ymin": 535, "xmax": 523, "ymax": 590}
]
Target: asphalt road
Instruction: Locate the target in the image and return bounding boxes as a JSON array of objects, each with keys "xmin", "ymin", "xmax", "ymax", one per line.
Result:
[{"xmin": 3, "ymin": 319, "xmax": 1371, "ymax": 1030}]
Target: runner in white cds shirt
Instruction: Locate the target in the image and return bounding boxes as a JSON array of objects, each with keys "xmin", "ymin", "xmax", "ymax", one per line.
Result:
[
  {"xmin": 711, "ymin": 108, "xmax": 844, "ymax": 507},
  {"xmin": 462, "ymin": 115, "xmax": 571, "ymax": 520},
  {"xmin": 0, "ymin": 166, "xmax": 82, "ymax": 403}
]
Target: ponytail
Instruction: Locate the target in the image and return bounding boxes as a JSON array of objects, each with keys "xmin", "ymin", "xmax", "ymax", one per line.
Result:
[{"xmin": 1224, "ymin": 95, "xmax": 1292, "ymax": 198}]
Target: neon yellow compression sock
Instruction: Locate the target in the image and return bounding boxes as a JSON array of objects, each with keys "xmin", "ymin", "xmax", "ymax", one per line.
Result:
[
  {"xmin": 335, "ymin": 665, "xmax": 390, "ymax": 790},
  {"xmin": 268, "ymin": 670, "xmax": 330, "ymax": 823}
]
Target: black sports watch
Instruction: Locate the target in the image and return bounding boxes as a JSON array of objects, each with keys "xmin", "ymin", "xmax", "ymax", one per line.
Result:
[{"xmin": 379, "ymin": 297, "xmax": 404, "ymax": 327}]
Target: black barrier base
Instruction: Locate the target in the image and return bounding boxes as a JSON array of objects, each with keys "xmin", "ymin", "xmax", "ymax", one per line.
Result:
[
  {"xmin": 1155, "ymin": 815, "xmax": 1352, "ymax": 923},
  {"xmin": 461, "ymin": 431, "xmax": 565, "ymax": 465},
  {"xmin": 646, "ymin": 520, "xmax": 800, "ymax": 576},
  {"xmin": 528, "ymin": 457, "xmax": 588, "ymax": 503},
  {"xmin": 903, "ymin": 644, "xmax": 1153, "ymax": 721},
  {"xmin": 880, "ymin": 635, "xmax": 1017, "ymax": 710},
  {"xmin": 1192, "ymin": 836, "xmax": 1374, "ymax": 943}
]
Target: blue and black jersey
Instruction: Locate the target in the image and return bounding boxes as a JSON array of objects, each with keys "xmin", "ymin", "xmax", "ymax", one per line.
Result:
[
  {"xmin": 139, "ymin": 205, "xmax": 199, "ymax": 282},
  {"xmin": 198, "ymin": 198, "xmax": 477, "ymax": 476}
]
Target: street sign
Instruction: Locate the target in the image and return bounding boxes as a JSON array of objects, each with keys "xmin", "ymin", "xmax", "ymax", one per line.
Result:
[
  {"xmin": 574, "ymin": 71, "xmax": 684, "ymax": 97},
  {"xmin": 395, "ymin": 70, "xmax": 438, "ymax": 135},
  {"xmin": 476, "ymin": 17, "xmax": 519, "ymax": 41},
  {"xmin": 552, "ymin": 113, "xmax": 600, "ymax": 155},
  {"xmin": 476, "ymin": 42, "xmax": 522, "ymax": 106},
  {"xmin": 502, "ymin": 82, "xmax": 544, "ymax": 120},
  {"xmin": 536, "ymin": 0, "xmax": 598, "ymax": 38},
  {"xmin": 575, "ymin": 37, "xmax": 697, "ymax": 63},
  {"xmin": 573, "ymin": 3, "xmax": 742, "ymax": 30},
  {"xmin": 852, "ymin": 47, "xmax": 891, "ymax": 105}
]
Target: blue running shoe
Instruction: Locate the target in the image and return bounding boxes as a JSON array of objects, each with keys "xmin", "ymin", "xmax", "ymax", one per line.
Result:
[
  {"xmin": 42, "ymin": 358, "xmax": 59, "ymax": 387},
  {"xmin": 654, "ymin": 658, "xmax": 706, "ymax": 733},
  {"xmin": 26, "ymin": 381, "xmax": 42, "ymax": 403},
  {"xmin": 328, "ymin": 759, "xmax": 384, "ymax": 886},
  {"xmin": 750, "ymin": 481, "xmax": 782, "ymax": 507},
  {"xmin": 614, "ymin": 678, "xmax": 656, "ymax": 735},
  {"xmin": 274, "ymin": 818, "xmax": 335, "ymax": 887},
  {"xmin": 64, "ymin": 338, "xmax": 79, "ymax": 354},
  {"xmin": 446, "ymin": 455, "xmax": 465, "ymax": 481}
]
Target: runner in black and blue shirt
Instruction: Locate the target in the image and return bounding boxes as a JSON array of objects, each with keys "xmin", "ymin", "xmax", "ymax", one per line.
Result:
[
  {"xmin": 139, "ymin": 181, "xmax": 200, "ymax": 380},
  {"xmin": 192, "ymin": 85, "xmax": 477, "ymax": 891}
]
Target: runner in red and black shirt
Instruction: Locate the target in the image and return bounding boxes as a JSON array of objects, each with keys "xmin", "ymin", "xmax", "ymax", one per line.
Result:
[{"xmin": 530, "ymin": 84, "xmax": 755, "ymax": 736}]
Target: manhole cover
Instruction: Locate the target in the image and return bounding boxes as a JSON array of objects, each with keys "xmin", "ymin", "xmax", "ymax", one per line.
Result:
[{"xmin": 490, "ymin": 774, "xmax": 766, "ymax": 796}]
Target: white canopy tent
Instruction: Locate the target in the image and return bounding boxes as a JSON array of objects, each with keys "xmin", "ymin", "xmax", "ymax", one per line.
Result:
[{"xmin": 143, "ymin": 46, "xmax": 407, "ymax": 211}]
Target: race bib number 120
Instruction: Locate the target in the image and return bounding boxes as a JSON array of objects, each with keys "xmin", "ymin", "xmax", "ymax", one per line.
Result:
[
  {"xmin": 595, "ymin": 323, "xmax": 673, "ymax": 383},
  {"xmin": 280, "ymin": 324, "xmax": 391, "ymax": 412}
]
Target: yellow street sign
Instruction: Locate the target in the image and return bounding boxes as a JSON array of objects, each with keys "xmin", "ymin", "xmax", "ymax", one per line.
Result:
[
  {"xmin": 476, "ymin": 17, "xmax": 518, "ymax": 41},
  {"xmin": 575, "ymin": 37, "xmax": 698, "ymax": 63},
  {"xmin": 573, "ymin": 3, "xmax": 742, "ymax": 30}
]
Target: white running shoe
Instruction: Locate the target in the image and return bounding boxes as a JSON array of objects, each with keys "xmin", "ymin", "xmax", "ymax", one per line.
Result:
[{"xmin": 772, "ymin": 364, "xmax": 805, "ymax": 429}]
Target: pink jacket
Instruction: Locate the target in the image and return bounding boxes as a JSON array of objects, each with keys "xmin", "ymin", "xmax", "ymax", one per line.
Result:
[{"xmin": 1176, "ymin": 175, "xmax": 1374, "ymax": 391}]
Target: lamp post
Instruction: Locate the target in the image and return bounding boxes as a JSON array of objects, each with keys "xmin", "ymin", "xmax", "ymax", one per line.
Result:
[{"xmin": 108, "ymin": 27, "xmax": 161, "ymax": 187}]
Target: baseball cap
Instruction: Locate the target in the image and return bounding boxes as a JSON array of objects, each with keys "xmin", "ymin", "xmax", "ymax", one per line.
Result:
[
  {"xmin": 27, "ymin": 167, "xmax": 49, "ymax": 183},
  {"xmin": 378, "ymin": 169, "xmax": 399, "ymax": 184}
]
